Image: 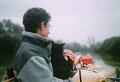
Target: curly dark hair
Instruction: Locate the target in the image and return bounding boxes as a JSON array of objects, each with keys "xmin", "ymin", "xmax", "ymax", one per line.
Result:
[{"xmin": 23, "ymin": 7, "xmax": 51, "ymax": 33}]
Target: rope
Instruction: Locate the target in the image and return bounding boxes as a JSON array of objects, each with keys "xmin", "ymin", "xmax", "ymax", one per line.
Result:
[{"xmin": 2, "ymin": 77, "xmax": 15, "ymax": 82}]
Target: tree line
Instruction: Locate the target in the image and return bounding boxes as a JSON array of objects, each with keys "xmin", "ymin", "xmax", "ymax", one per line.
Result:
[
  {"xmin": 95, "ymin": 36, "xmax": 120, "ymax": 54},
  {"xmin": 0, "ymin": 19, "xmax": 23, "ymax": 54},
  {"xmin": 0, "ymin": 19, "xmax": 23, "ymax": 81}
]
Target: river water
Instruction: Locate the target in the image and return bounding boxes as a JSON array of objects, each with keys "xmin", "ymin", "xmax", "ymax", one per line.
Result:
[{"xmin": 81, "ymin": 52, "xmax": 120, "ymax": 70}]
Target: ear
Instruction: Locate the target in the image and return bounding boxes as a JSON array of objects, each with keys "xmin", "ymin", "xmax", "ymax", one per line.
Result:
[{"xmin": 39, "ymin": 22, "xmax": 45, "ymax": 31}]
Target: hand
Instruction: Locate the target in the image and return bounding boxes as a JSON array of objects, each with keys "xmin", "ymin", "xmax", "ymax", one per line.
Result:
[{"xmin": 64, "ymin": 49, "xmax": 76, "ymax": 64}]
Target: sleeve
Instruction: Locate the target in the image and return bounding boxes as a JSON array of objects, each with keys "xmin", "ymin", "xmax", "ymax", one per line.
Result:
[{"xmin": 17, "ymin": 56, "xmax": 73, "ymax": 82}]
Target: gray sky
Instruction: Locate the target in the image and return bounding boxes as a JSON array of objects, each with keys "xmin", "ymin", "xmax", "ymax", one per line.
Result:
[{"xmin": 0, "ymin": 0, "xmax": 120, "ymax": 44}]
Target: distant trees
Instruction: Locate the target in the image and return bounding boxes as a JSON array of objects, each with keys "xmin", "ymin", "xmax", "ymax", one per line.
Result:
[
  {"xmin": 0, "ymin": 19, "xmax": 23, "ymax": 59},
  {"xmin": 0, "ymin": 19, "xmax": 23, "ymax": 81},
  {"xmin": 63, "ymin": 35, "xmax": 120, "ymax": 54},
  {"xmin": 64, "ymin": 42, "xmax": 81, "ymax": 52},
  {"xmin": 0, "ymin": 19, "xmax": 23, "ymax": 53},
  {"xmin": 96, "ymin": 36, "xmax": 120, "ymax": 54},
  {"xmin": 64, "ymin": 41, "xmax": 88, "ymax": 53}
]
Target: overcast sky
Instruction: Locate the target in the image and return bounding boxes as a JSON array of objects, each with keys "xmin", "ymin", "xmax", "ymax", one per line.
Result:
[{"xmin": 0, "ymin": 0, "xmax": 120, "ymax": 44}]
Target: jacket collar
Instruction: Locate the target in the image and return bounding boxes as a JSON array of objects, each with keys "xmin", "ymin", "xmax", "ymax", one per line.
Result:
[{"xmin": 22, "ymin": 31, "xmax": 51, "ymax": 48}]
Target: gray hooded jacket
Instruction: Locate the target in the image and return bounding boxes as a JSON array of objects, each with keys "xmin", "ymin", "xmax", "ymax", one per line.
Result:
[{"xmin": 15, "ymin": 32, "xmax": 72, "ymax": 82}]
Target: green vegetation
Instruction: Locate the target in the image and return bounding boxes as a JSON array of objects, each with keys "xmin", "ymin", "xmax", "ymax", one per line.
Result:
[
  {"xmin": 0, "ymin": 19, "xmax": 23, "ymax": 81},
  {"xmin": 94, "ymin": 36, "xmax": 120, "ymax": 67},
  {"xmin": 96, "ymin": 36, "xmax": 120, "ymax": 54}
]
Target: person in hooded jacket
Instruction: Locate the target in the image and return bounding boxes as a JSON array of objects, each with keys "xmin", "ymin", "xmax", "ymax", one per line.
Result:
[{"xmin": 15, "ymin": 7, "xmax": 76, "ymax": 82}]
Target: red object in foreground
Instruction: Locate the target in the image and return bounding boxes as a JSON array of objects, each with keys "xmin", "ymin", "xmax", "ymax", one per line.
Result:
[{"xmin": 79, "ymin": 55, "xmax": 93, "ymax": 64}]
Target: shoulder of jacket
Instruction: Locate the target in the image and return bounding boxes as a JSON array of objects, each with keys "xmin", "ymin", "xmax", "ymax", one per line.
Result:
[{"xmin": 19, "ymin": 42, "xmax": 43, "ymax": 52}]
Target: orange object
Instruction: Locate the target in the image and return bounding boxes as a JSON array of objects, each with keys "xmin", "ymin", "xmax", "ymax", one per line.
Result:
[{"xmin": 79, "ymin": 55, "xmax": 93, "ymax": 64}]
